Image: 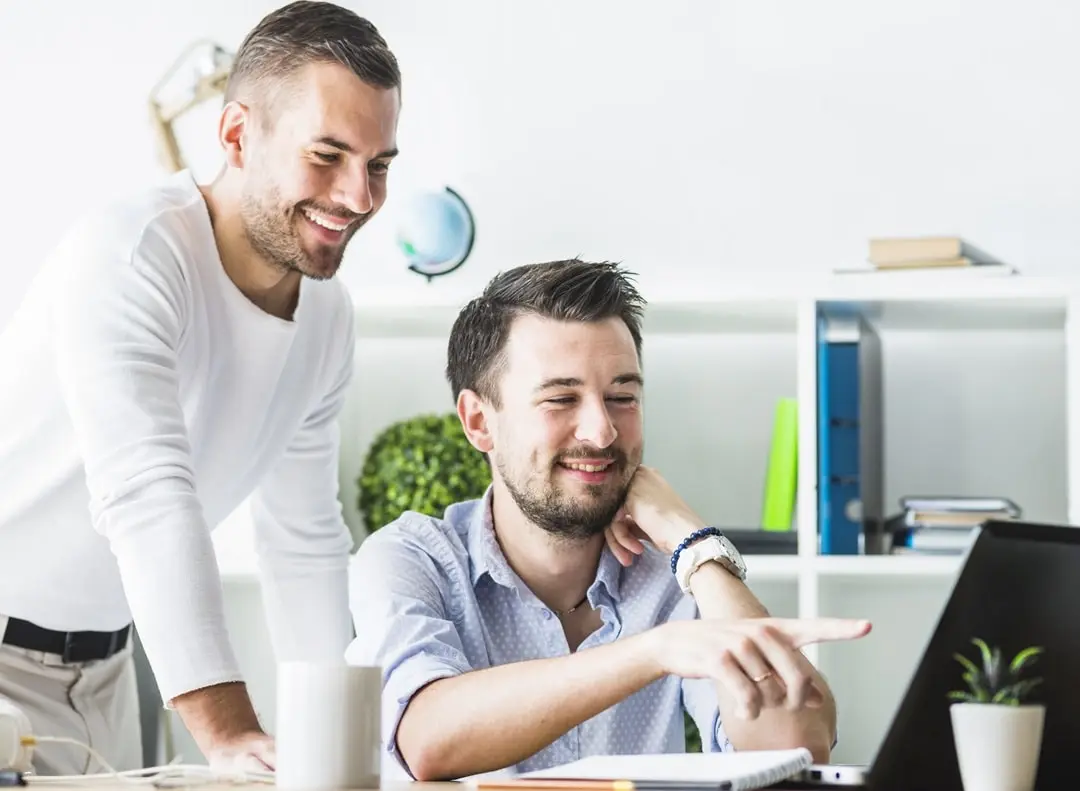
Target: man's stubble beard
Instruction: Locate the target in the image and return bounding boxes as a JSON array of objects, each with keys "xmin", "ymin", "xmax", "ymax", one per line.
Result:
[
  {"xmin": 239, "ymin": 182, "xmax": 366, "ymax": 281},
  {"xmin": 497, "ymin": 450, "xmax": 637, "ymax": 543}
]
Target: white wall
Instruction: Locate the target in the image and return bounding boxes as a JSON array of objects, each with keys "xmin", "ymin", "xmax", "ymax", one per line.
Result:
[
  {"xmin": 2, "ymin": 0, "xmax": 1079, "ymax": 330},
  {"xmin": 3, "ymin": 0, "xmax": 1079, "ymax": 766}
]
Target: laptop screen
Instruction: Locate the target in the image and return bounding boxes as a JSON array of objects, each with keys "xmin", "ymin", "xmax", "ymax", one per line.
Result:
[{"xmin": 869, "ymin": 519, "xmax": 1080, "ymax": 791}]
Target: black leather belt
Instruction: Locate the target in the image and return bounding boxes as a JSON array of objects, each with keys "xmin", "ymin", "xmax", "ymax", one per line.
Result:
[{"xmin": 2, "ymin": 617, "xmax": 131, "ymax": 663}]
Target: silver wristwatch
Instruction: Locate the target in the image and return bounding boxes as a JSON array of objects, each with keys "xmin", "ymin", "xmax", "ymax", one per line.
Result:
[{"xmin": 674, "ymin": 533, "xmax": 747, "ymax": 593}]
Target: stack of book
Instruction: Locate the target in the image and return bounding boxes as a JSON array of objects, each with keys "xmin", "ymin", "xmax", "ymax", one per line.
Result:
[
  {"xmin": 835, "ymin": 236, "xmax": 1018, "ymax": 277},
  {"xmin": 888, "ymin": 496, "xmax": 1022, "ymax": 555}
]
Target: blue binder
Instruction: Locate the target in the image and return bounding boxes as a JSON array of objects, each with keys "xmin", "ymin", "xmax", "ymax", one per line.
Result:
[{"xmin": 817, "ymin": 311, "xmax": 883, "ymax": 555}]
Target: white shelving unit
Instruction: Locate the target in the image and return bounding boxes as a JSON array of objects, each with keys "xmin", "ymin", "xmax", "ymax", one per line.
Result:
[
  {"xmin": 616, "ymin": 271, "xmax": 1079, "ymax": 764},
  {"xmin": 211, "ymin": 270, "xmax": 1080, "ymax": 766}
]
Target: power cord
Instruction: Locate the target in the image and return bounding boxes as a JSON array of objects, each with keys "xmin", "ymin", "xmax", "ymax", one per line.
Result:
[{"xmin": 4, "ymin": 735, "xmax": 273, "ymax": 787}]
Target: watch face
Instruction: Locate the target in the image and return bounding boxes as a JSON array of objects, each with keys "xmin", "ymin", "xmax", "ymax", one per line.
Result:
[{"xmin": 721, "ymin": 536, "xmax": 747, "ymax": 576}]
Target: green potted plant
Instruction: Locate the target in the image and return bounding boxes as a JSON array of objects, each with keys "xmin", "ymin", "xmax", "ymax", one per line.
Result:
[
  {"xmin": 683, "ymin": 711, "xmax": 702, "ymax": 753},
  {"xmin": 947, "ymin": 637, "xmax": 1045, "ymax": 791},
  {"xmin": 357, "ymin": 412, "xmax": 492, "ymax": 535}
]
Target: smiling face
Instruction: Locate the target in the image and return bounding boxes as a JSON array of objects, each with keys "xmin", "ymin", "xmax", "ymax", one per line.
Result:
[
  {"xmin": 234, "ymin": 60, "xmax": 400, "ymax": 280},
  {"xmin": 481, "ymin": 314, "xmax": 645, "ymax": 540}
]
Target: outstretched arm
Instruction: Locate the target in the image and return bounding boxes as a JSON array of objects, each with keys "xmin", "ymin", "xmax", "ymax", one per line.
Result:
[
  {"xmin": 608, "ymin": 466, "xmax": 868, "ymax": 762},
  {"xmin": 349, "ymin": 526, "xmax": 867, "ymax": 781}
]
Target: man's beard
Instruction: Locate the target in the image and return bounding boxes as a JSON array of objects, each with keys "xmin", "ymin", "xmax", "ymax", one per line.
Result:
[
  {"xmin": 498, "ymin": 449, "xmax": 633, "ymax": 542},
  {"xmin": 239, "ymin": 183, "xmax": 365, "ymax": 280}
]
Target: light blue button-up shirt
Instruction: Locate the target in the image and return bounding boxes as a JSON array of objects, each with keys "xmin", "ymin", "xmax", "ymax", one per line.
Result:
[{"xmin": 346, "ymin": 488, "xmax": 732, "ymax": 779}]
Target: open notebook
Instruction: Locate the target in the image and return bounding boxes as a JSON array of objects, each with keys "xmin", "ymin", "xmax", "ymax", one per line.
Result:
[{"xmin": 504, "ymin": 749, "xmax": 813, "ymax": 791}]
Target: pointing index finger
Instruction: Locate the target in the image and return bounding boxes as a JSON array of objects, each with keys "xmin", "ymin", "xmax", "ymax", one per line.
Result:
[{"xmin": 782, "ymin": 617, "xmax": 873, "ymax": 648}]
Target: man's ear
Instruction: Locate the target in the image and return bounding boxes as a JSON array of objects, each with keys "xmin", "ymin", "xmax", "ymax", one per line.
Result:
[
  {"xmin": 218, "ymin": 101, "xmax": 249, "ymax": 169},
  {"xmin": 457, "ymin": 389, "xmax": 494, "ymax": 454}
]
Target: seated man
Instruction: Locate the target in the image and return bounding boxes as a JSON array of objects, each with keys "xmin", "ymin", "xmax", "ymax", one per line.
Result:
[{"xmin": 346, "ymin": 258, "xmax": 870, "ymax": 781}]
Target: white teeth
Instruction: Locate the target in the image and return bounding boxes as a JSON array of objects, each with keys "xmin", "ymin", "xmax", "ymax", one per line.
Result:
[
  {"xmin": 302, "ymin": 209, "xmax": 350, "ymax": 232},
  {"xmin": 564, "ymin": 463, "xmax": 610, "ymax": 472}
]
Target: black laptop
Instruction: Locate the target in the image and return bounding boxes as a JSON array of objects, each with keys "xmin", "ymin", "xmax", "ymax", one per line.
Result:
[{"xmin": 795, "ymin": 518, "xmax": 1080, "ymax": 791}]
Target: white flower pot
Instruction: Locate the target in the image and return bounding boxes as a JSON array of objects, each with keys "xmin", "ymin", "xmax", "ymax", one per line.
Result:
[{"xmin": 950, "ymin": 702, "xmax": 1045, "ymax": 791}]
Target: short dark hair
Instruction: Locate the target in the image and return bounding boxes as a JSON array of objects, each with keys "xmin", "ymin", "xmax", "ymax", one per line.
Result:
[
  {"xmin": 225, "ymin": 1, "xmax": 400, "ymax": 108},
  {"xmin": 446, "ymin": 259, "xmax": 647, "ymax": 407}
]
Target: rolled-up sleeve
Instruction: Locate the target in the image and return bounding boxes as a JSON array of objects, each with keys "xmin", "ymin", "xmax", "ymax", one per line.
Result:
[
  {"xmin": 681, "ymin": 676, "xmax": 733, "ymax": 752},
  {"xmin": 345, "ymin": 527, "xmax": 473, "ymax": 777}
]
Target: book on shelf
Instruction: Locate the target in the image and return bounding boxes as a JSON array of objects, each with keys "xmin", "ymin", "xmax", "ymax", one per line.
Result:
[
  {"xmin": 834, "ymin": 235, "xmax": 1019, "ymax": 278},
  {"xmin": 886, "ymin": 495, "xmax": 1021, "ymax": 555},
  {"xmin": 899, "ymin": 495, "xmax": 1021, "ymax": 517},
  {"xmin": 761, "ymin": 397, "xmax": 797, "ymax": 531},
  {"xmin": 892, "ymin": 527, "xmax": 978, "ymax": 554},
  {"xmin": 867, "ymin": 236, "xmax": 1006, "ymax": 268}
]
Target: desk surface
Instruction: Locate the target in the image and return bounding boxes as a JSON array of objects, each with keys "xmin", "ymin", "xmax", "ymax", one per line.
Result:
[
  {"xmin": 27, "ymin": 784, "xmax": 830, "ymax": 791},
  {"xmin": 21, "ymin": 785, "xmax": 454, "ymax": 791}
]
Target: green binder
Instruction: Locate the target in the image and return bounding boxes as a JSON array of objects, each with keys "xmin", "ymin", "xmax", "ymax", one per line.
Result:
[{"xmin": 761, "ymin": 398, "xmax": 798, "ymax": 531}]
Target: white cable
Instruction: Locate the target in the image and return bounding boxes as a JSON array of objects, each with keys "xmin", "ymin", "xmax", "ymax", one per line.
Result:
[
  {"xmin": 18, "ymin": 736, "xmax": 274, "ymax": 787},
  {"xmin": 0, "ymin": 706, "xmax": 273, "ymax": 786}
]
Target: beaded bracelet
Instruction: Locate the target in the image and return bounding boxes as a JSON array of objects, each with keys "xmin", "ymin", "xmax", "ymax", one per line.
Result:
[{"xmin": 670, "ymin": 526, "xmax": 725, "ymax": 574}]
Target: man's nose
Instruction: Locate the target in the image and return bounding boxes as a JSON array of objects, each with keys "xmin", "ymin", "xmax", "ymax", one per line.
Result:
[
  {"xmin": 576, "ymin": 397, "xmax": 617, "ymax": 449},
  {"xmin": 334, "ymin": 168, "xmax": 373, "ymax": 216}
]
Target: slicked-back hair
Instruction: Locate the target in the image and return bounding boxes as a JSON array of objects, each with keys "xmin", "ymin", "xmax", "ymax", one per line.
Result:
[
  {"xmin": 225, "ymin": 0, "xmax": 400, "ymax": 113},
  {"xmin": 446, "ymin": 259, "xmax": 646, "ymax": 408}
]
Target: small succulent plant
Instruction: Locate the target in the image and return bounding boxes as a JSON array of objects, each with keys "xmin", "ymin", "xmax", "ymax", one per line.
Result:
[{"xmin": 948, "ymin": 637, "xmax": 1043, "ymax": 706}]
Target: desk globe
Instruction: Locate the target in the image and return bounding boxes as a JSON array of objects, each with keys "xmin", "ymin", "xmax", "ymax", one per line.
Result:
[{"xmin": 395, "ymin": 187, "xmax": 476, "ymax": 281}]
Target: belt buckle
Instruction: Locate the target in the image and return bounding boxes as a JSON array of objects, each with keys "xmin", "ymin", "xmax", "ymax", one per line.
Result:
[
  {"xmin": 61, "ymin": 627, "xmax": 124, "ymax": 663},
  {"xmin": 61, "ymin": 632, "xmax": 83, "ymax": 664}
]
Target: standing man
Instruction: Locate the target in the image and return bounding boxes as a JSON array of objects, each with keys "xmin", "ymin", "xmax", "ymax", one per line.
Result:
[{"xmin": 0, "ymin": 1, "xmax": 400, "ymax": 775}]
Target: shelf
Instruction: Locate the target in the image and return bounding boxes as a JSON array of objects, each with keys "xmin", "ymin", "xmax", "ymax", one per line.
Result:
[
  {"xmin": 818, "ymin": 272, "xmax": 1075, "ymax": 302},
  {"xmin": 819, "ymin": 274, "xmax": 1073, "ymax": 331},
  {"xmin": 814, "ymin": 554, "xmax": 963, "ymax": 577},
  {"xmin": 819, "ymin": 295, "xmax": 1068, "ymax": 331},
  {"xmin": 642, "ymin": 300, "xmax": 797, "ymax": 334},
  {"xmin": 349, "ymin": 275, "xmax": 1079, "ymax": 338},
  {"xmin": 743, "ymin": 553, "xmax": 967, "ymax": 580},
  {"xmin": 744, "ymin": 554, "xmax": 803, "ymax": 580},
  {"xmin": 353, "ymin": 303, "xmax": 464, "ymax": 339}
]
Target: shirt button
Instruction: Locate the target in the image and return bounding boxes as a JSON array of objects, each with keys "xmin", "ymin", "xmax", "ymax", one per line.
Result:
[{"xmin": 541, "ymin": 609, "xmax": 552, "ymax": 620}]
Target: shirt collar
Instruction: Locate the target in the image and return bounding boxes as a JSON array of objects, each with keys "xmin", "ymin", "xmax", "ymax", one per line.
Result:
[
  {"xmin": 466, "ymin": 485, "xmax": 624, "ymax": 603},
  {"xmin": 466, "ymin": 486, "xmax": 515, "ymax": 588}
]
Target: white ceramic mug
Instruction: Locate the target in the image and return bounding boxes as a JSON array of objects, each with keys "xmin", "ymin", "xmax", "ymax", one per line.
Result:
[{"xmin": 275, "ymin": 662, "xmax": 382, "ymax": 790}]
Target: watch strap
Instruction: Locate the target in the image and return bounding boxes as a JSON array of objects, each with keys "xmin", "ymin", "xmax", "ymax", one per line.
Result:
[{"xmin": 669, "ymin": 527, "xmax": 725, "ymax": 575}]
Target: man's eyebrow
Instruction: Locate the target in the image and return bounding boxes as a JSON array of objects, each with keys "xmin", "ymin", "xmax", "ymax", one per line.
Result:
[
  {"xmin": 534, "ymin": 377, "xmax": 583, "ymax": 393},
  {"xmin": 312, "ymin": 137, "xmax": 399, "ymax": 159},
  {"xmin": 533, "ymin": 373, "xmax": 643, "ymax": 393}
]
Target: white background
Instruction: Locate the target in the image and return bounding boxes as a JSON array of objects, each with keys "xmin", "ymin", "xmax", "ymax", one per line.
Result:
[
  {"xmin": 2, "ymin": 0, "xmax": 1077, "ymax": 768},
  {"xmin": 2, "ymin": 0, "xmax": 1078, "ymax": 328}
]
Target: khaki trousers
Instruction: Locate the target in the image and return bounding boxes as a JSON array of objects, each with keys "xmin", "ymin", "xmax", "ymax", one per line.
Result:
[{"xmin": 0, "ymin": 615, "xmax": 142, "ymax": 776}]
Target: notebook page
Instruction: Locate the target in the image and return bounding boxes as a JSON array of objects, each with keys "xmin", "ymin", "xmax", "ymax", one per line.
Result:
[{"xmin": 520, "ymin": 749, "xmax": 812, "ymax": 790}]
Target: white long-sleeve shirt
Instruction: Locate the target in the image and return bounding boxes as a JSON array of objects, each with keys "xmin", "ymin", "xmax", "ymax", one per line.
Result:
[{"xmin": 0, "ymin": 170, "xmax": 356, "ymax": 703}]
